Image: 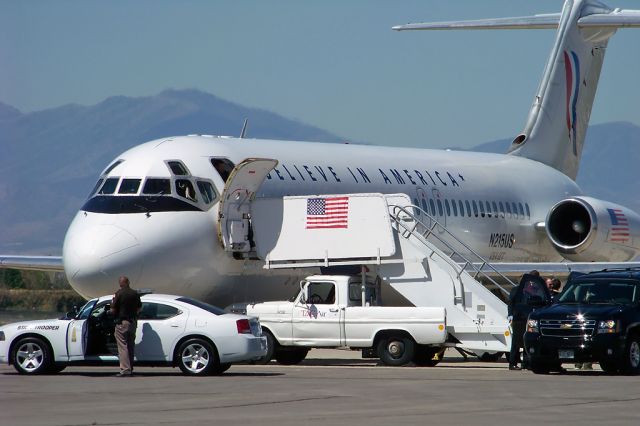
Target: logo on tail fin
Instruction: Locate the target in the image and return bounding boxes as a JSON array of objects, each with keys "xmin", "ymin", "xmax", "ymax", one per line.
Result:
[{"xmin": 563, "ymin": 50, "xmax": 580, "ymax": 156}]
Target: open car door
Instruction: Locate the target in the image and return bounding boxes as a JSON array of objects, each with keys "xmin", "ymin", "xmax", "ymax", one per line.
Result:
[{"xmin": 217, "ymin": 158, "xmax": 278, "ymax": 253}]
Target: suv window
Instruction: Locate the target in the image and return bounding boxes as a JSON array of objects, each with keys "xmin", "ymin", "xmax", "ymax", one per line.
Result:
[
  {"xmin": 139, "ymin": 302, "xmax": 181, "ymax": 320},
  {"xmin": 559, "ymin": 280, "xmax": 640, "ymax": 304}
]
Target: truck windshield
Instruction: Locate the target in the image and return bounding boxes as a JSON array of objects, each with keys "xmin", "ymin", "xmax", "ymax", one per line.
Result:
[{"xmin": 558, "ymin": 280, "xmax": 640, "ymax": 304}]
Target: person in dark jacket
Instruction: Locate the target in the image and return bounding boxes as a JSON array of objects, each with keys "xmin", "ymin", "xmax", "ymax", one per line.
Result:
[
  {"xmin": 111, "ymin": 276, "xmax": 142, "ymax": 377},
  {"xmin": 508, "ymin": 272, "xmax": 549, "ymax": 370}
]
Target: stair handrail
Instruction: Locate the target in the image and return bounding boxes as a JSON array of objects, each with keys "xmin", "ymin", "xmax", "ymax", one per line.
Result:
[{"xmin": 388, "ymin": 203, "xmax": 517, "ymax": 296}]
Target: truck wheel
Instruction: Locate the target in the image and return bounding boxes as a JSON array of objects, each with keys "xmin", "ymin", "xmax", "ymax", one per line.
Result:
[
  {"xmin": 413, "ymin": 345, "xmax": 444, "ymax": 367},
  {"xmin": 274, "ymin": 348, "xmax": 308, "ymax": 365},
  {"xmin": 529, "ymin": 359, "xmax": 550, "ymax": 374},
  {"xmin": 599, "ymin": 360, "xmax": 619, "ymax": 374},
  {"xmin": 620, "ymin": 335, "xmax": 640, "ymax": 375},
  {"xmin": 11, "ymin": 337, "xmax": 53, "ymax": 375},
  {"xmin": 177, "ymin": 338, "xmax": 218, "ymax": 376},
  {"xmin": 253, "ymin": 329, "xmax": 276, "ymax": 365},
  {"xmin": 378, "ymin": 335, "xmax": 415, "ymax": 366}
]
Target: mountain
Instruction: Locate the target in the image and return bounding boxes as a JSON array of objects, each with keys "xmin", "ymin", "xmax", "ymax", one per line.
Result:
[
  {"xmin": 0, "ymin": 89, "xmax": 342, "ymax": 253},
  {"xmin": 1, "ymin": 90, "xmax": 638, "ymax": 254}
]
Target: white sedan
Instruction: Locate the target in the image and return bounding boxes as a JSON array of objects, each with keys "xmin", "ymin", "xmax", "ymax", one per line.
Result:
[{"xmin": 0, "ymin": 294, "xmax": 267, "ymax": 376}]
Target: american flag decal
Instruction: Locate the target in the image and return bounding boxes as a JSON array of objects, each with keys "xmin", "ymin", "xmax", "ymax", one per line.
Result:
[
  {"xmin": 608, "ymin": 208, "xmax": 630, "ymax": 243},
  {"xmin": 306, "ymin": 197, "xmax": 349, "ymax": 229}
]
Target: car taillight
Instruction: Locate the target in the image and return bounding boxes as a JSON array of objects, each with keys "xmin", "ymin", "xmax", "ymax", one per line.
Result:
[{"xmin": 236, "ymin": 319, "xmax": 251, "ymax": 334}]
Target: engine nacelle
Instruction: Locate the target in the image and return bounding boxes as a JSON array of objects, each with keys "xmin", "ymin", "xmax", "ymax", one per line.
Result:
[{"xmin": 546, "ymin": 196, "xmax": 640, "ymax": 262}]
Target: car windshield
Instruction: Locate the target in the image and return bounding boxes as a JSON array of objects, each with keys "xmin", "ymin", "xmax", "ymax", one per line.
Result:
[
  {"xmin": 558, "ymin": 280, "xmax": 640, "ymax": 304},
  {"xmin": 176, "ymin": 297, "xmax": 225, "ymax": 315}
]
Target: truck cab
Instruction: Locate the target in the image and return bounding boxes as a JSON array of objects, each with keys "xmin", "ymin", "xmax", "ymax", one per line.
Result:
[{"xmin": 525, "ymin": 268, "xmax": 640, "ymax": 374}]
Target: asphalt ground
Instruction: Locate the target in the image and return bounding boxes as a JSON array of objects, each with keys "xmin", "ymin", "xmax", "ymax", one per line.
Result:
[{"xmin": 1, "ymin": 349, "xmax": 639, "ymax": 426}]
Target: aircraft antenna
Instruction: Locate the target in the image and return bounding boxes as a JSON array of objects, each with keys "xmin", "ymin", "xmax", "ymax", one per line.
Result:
[{"xmin": 239, "ymin": 118, "xmax": 249, "ymax": 139}]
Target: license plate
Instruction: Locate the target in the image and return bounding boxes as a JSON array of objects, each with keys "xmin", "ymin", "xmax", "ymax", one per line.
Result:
[{"xmin": 558, "ymin": 349, "xmax": 574, "ymax": 359}]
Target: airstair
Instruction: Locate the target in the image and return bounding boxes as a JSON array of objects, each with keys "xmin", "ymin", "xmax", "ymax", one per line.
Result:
[{"xmin": 216, "ymin": 159, "xmax": 514, "ymax": 353}]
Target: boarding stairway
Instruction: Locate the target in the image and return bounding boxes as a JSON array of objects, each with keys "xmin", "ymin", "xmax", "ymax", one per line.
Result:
[{"xmin": 216, "ymin": 159, "xmax": 513, "ymax": 353}]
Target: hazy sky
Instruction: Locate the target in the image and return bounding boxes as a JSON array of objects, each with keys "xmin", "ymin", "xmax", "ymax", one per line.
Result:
[{"xmin": 1, "ymin": 0, "xmax": 639, "ymax": 149}]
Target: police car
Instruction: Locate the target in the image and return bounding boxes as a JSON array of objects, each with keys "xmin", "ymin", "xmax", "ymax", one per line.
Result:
[{"xmin": 0, "ymin": 294, "xmax": 267, "ymax": 375}]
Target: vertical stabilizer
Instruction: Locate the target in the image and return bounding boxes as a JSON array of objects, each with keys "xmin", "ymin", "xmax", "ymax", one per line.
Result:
[
  {"xmin": 394, "ymin": 0, "xmax": 640, "ymax": 180},
  {"xmin": 508, "ymin": 0, "xmax": 615, "ymax": 179}
]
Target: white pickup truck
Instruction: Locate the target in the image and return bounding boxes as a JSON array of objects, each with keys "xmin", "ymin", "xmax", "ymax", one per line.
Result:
[{"xmin": 245, "ymin": 275, "xmax": 447, "ymax": 366}]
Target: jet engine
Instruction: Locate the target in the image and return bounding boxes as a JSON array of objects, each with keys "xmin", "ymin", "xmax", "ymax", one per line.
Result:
[{"xmin": 546, "ymin": 196, "xmax": 640, "ymax": 262}]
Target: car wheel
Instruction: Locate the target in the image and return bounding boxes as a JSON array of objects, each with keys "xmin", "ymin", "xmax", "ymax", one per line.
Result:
[
  {"xmin": 529, "ymin": 359, "xmax": 550, "ymax": 374},
  {"xmin": 413, "ymin": 345, "xmax": 444, "ymax": 367},
  {"xmin": 620, "ymin": 335, "xmax": 640, "ymax": 375},
  {"xmin": 599, "ymin": 360, "xmax": 618, "ymax": 374},
  {"xmin": 11, "ymin": 337, "xmax": 52, "ymax": 375},
  {"xmin": 211, "ymin": 362, "xmax": 231, "ymax": 375},
  {"xmin": 274, "ymin": 348, "xmax": 308, "ymax": 365},
  {"xmin": 378, "ymin": 335, "xmax": 415, "ymax": 366},
  {"xmin": 177, "ymin": 338, "xmax": 218, "ymax": 376},
  {"xmin": 253, "ymin": 329, "xmax": 276, "ymax": 365}
]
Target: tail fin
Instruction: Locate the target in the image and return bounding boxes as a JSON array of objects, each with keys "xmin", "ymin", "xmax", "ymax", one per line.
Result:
[{"xmin": 394, "ymin": 0, "xmax": 640, "ymax": 180}]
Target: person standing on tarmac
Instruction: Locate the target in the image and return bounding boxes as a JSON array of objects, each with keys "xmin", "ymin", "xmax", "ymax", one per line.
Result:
[
  {"xmin": 508, "ymin": 270, "xmax": 544, "ymax": 370},
  {"xmin": 111, "ymin": 276, "xmax": 142, "ymax": 377}
]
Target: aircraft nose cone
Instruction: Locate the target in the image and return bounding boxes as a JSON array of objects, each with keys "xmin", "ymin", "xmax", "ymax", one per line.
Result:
[{"xmin": 63, "ymin": 224, "xmax": 143, "ymax": 298}]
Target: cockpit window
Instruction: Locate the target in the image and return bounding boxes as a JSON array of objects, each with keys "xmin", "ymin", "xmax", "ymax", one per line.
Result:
[
  {"xmin": 167, "ymin": 161, "xmax": 190, "ymax": 176},
  {"xmin": 103, "ymin": 159, "xmax": 124, "ymax": 175},
  {"xmin": 176, "ymin": 179, "xmax": 197, "ymax": 202},
  {"xmin": 143, "ymin": 178, "xmax": 171, "ymax": 195},
  {"xmin": 211, "ymin": 158, "xmax": 235, "ymax": 183},
  {"xmin": 89, "ymin": 178, "xmax": 104, "ymax": 197},
  {"xmin": 197, "ymin": 181, "xmax": 217, "ymax": 205},
  {"xmin": 98, "ymin": 177, "xmax": 119, "ymax": 194},
  {"xmin": 118, "ymin": 178, "xmax": 141, "ymax": 194}
]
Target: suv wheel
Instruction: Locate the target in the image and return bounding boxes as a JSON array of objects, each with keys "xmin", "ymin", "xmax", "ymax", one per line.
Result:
[{"xmin": 620, "ymin": 336, "xmax": 640, "ymax": 375}]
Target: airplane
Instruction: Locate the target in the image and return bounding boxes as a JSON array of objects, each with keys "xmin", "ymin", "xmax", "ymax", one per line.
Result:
[{"xmin": 2, "ymin": 0, "xmax": 640, "ymax": 307}]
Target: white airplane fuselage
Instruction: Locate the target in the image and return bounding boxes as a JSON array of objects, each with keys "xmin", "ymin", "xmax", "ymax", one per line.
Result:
[{"xmin": 62, "ymin": 136, "xmax": 580, "ymax": 304}]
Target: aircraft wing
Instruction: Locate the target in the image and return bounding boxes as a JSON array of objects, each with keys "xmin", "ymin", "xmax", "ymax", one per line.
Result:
[{"xmin": 0, "ymin": 255, "xmax": 64, "ymax": 272}]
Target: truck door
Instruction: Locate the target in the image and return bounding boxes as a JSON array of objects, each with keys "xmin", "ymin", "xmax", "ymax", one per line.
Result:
[
  {"xmin": 217, "ymin": 158, "xmax": 278, "ymax": 253},
  {"xmin": 292, "ymin": 281, "xmax": 342, "ymax": 346}
]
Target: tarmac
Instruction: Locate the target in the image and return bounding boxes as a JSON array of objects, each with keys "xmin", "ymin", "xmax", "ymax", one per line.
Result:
[{"xmin": 1, "ymin": 348, "xmax": 639, "ymax": 426}]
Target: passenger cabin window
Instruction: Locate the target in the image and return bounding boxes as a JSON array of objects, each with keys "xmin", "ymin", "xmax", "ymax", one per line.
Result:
[
  {"xmin": 445, "ymin": 199, "xmax": 451, "ymax": 216},
  {"xmin": 451, "ymin": 199, "xmax": 458, "ymax": 216},
  {"xmin": 197, "ymin": 181, "xmax": 217, "ymax": 205},
  {"xmin": 485, "ymin": 201, "xmax": 492, "ymax": 218},
  {"xmin": 492, "ymin": 202, "xmax": 498, "ymax": 218},
  {"xmin": 429, "ymin": 199, "xmax": 436, "ymax": 216},
  {"xmin": 103, "ymin": 159, "xmax": 124, "ymax": 175},
  {"xmin": 99, "ymin": 177, "xmax": 119, "ymax": 194},
  {"xmin": 138, "ymin": 302, "xmax": 181, "ymax": 320},
  {"xmin": 143, "ymin": 178, "xmax": 171, "ymax": 195},
  {"xmin": 465, "ymin": 200, "xmax": 471, "ymax": 217},
  {"xmin": 499, "ymin": 202, "xmax": 505, "ymax": 218},
  {"xmin": 525, "ymin": 203, "xmax": 531, "ymax": 220},
  {"xmin": 518, "ymin": 203, "xmax": 525, "ymax": 219},
  {"xmin": 306, "ymin": 282, "xmax": 336, "ymax": 305},
  {"xmin": 167, "ymin": 161, "xmax": 190, "ymax": 176},
  {"xmin": 118, "ymin": 178, "xmax": 141, "ymax": 194},
  {"xmin": 505, "ymin": 202, "xmax": 512, "ymax": 218},
  {"xmin": 211, "ymin": 158, "xmax": 235, "ymax": 183},
  {"xmin": 479, "ymin": 201, "xmax": 485, "ymax": 218},
  {"xmin": 176, "ymin": 179, "xmax": 197, "ymax": 202}
]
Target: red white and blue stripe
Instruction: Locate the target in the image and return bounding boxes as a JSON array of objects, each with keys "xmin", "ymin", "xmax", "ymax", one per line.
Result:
[
  {"xmin": 607, "ymin": 208, "xmax": 630, "ymax": 243},
  {"xmin": 563, "ymin": 49, "xmax": 580, "ymax": 156}
]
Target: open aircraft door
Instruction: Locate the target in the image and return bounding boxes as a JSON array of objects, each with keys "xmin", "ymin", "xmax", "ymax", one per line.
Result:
[{"xmin": 217, "ymin": 158, "xmax": 278, "ymax": 253}]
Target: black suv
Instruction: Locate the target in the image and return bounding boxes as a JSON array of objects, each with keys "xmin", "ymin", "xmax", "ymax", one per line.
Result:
[{"xmin": 525, "ymin": 268, "xmax": 640, "ymax": 374}]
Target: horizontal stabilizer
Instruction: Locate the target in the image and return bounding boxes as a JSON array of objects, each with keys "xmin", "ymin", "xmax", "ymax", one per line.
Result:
[
  {"xmin": 393, "ymin": 9, "xmax": 640, "ymax": 31},
  {"xmin": 393, "ymin": 14, "xmax": 561, "ymax": 31}
]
